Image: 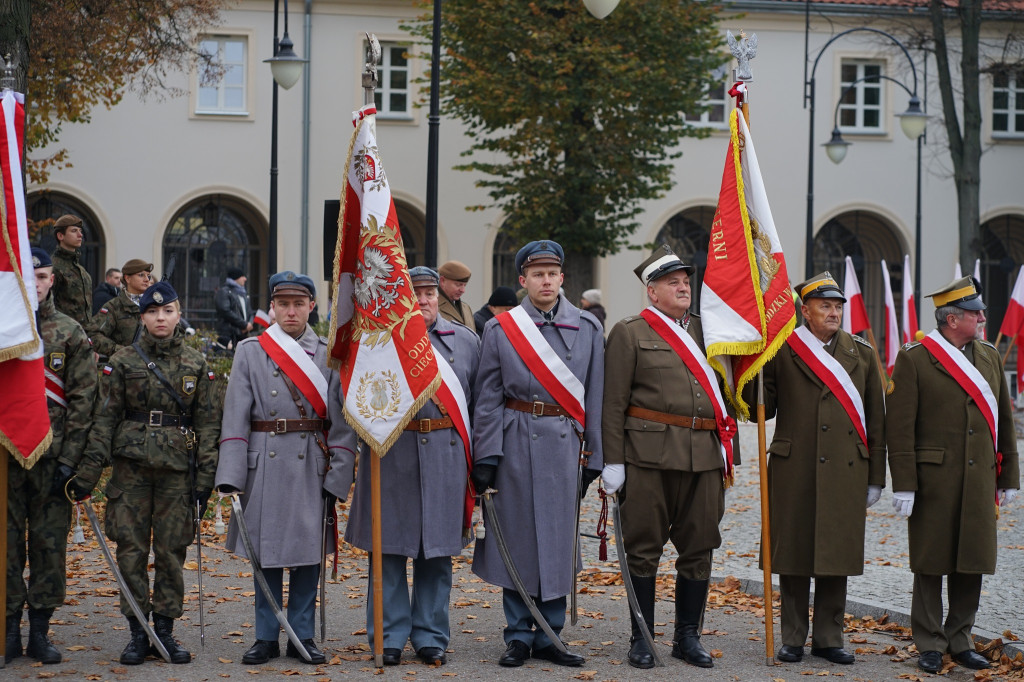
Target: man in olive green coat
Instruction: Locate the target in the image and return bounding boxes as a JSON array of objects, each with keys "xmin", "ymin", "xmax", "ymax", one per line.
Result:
[
  {"xmin": 90, "ymin": 259, "xmax": 153, "ymax": 360},
  {"xmin": 602, "ymin": 246, "xmax": 735, "ymax": 670},
  {"xmin": 751, "ymin": 272, "xmax": 886, "ymax": 665},
  {"xmin": 887, "ymin": 276, "xmax": 1019, "ymax": 674},
  {"xmin": 50, "ymin": 214, "xmax": 92, "ymax": 329}
]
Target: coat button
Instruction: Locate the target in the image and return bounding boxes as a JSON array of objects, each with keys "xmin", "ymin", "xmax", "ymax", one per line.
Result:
[
  {"xmin": 273, "ymin": 371, "xmax": 279, "ymax": 377},
  {"xmin": 819, "ymin": 457, "xmax": 826, "ymax": 463},
  {"xmin": 271, "ymin": 390, "xmax": 278, "ymax": 397},
  {"xmin": 566, "ymin": 353, "xmax": 572, "ymax": 360},
  {"xmin": 532, "ymin": 434, "xmax": 538, "ymax": 440},
  {"xmin": 532, "ymin": 395, "xmax": 539, "ymax": 400},
  {"xmin": 694, "ymin": 380, "xmax": 699, "ymax": 385},
  {"xmin": 968, "ymin": 429, "xmax": 974, "ymax": 435},
  {"xmin": 697, "ymin": 407, "xmax": 703, "ymax": 413},
  {"xmin": 532, "ymin": 414, "xmax": 537, "ymax": 420},
  {"xmin": 450, "ymin": 440, "xmax": 456, "ymax": 446},
  {"xmin": 421, "ymin": 438, "xmax": 428, "ymax": 444},
  {"xmin": 559, "ymin": 415, "xmax": 565, "ymax": 422},
  {"xmin": 449, "ymin": 356, "xmax": 454, "ymax": 362},
  {"xmin": 269, "ymin": 432, "xmax": 275, "ymax": 438},
  {"xmin": 969, "ymin": 459, "xmax": 974, "ymax": 465},
  {"xmin": 269, "ymin": 452, "xmax": 276, "ymax": 457},
  {"xmin": 849, "ymin": 460, "xmax": 854, "ymax": 466},
  {"xmin": 696, "ymin": 392, "xmax": 701, "ymax": 398},
  {"xmin": 848, "ymin": 428, "xmax": 854, "ymax": 435},
  {"xmin": 270, "ymin": 409, "xmax": 277, "ymax": 416},
  {"xmin": 821, "ymin": 425, "xmax": 829, "ymax": 431},
  {"xmin": 300, "ymin": 433, "xmax": 307, "ymax": 439},
  {"xmin": 150, "ymin": 432, "xmax": 156, "ymax": 438},
  {"xmin": 298, "ymin": 453, "xmax": 304, "ymax": 459},
  {"xmin": 560, "ymin": 432, "xmax": 566, "ymax": 438}
]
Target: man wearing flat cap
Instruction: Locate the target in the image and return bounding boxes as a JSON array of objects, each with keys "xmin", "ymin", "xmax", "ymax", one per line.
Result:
[
  {"xmin": 216, "ymin": 271, "xmax": 356, "ymax": 666},
  {"xmin": 602, "ymin": 245, "xmax": 737, "ymax": 669},
  {"xmin": 89, "ymin": 259, "xmax": 154, "ymax": 361},
  {"xmin": 473, "ymin": 286, "xmax": 518, "ymax": 336},
  {"xmin": 744, "ymin": 271, "xmax": 885, "ymax": 666},
  {"xmin": 49, "ymin": 214, "xmax": 93, "ymax": 328},
  {"xmin": 471, "ymin": 240, "xmax": 604, "ymax": 668},
  {"xmin": 886, "ymin": 276, "xmax": 1019, "ymax": 674},
  {"xmin": 76, "ymin": 281, "xmax": 220, "ymax": 665},
  {"xmin": 346, "ymin": 266, "xmax": 480, "ymax": 666},
  {"xmin": 215, "ymin": 266, "xmax": 253, "ymax": 348},
  {"xmin": 437, "ymin": 260, "xmax": 476, "ymax": 333}
]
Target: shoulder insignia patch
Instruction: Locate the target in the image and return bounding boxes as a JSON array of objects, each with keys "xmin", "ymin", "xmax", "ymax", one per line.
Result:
[
  {"xmin": 99, "ymin": 308, "xmax": 109, "ymax": 314},
  {"xmin": 182, "ymin": 376, "xmax": 197, "ymax": 395},
  {"xmin": 979, "ymin": 339, "xmax": 996, "ymax": 350},
  {"xmin": 902, "ymin": 341, "xmax": 921, "ymax": 350},
  {"xmin": 436, "ymin": 329, "xmax": 455, "ymax": 336},
  {"xmin": 886, "ymin": 379, "xmax": 895, "ymax": 395},
  {"xmin": 852, "ymin": 335, "xmax": 872, "ymax": 347},
  {"xmin": 48, "ymin": 353, "xmax": 65, "ymax": 371},
  {"xmin": 103, "ymin": 365, "xmax": 113, "ymax": 375}
]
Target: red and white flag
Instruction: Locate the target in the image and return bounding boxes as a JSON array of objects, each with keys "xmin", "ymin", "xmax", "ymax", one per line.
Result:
[
  {"xmin": 701, "ymin": 108, "xmax": 796, "ymax": 419},
  {"xmin": 253, "ymin": 309, "xmax": 271, "ymax": 328},
  {"xmin": 880, "ymin": 259, "xmax": 899, "ymax": 375},
  {"xmin": 901, "ymin": 254, "xmax": 918, "ymax": 345},
  {"xmin": 1000, "ymin": 267, "xmax": 1024, "ymax": 342},
  {"xmin": 0, "ymin": 88, "xmax": 52, "ymax": 468},
  {"xmin": 954, "ymin": 262, "xmax": 962, "ymax": 279},
  {"xmin": 841, "ymin": 255, "xmax": 869, "ymax": 335},
  {"xmin": 327, "ymin": 104, "xmax": 439, "ymax": 455},
  {"xmin": 974, "ymin": 259, "xmax": 986, "ymax": 339}
]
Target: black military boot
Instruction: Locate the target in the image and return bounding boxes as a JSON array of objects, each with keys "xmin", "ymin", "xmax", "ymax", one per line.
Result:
[
  {"xmin": 671, "ymin": 576, "xmax": 714, "ymax": 668},
  {"xmin": 120, "ymin": 616, "xmax": 150, "ymax": 665},
  {"xmin": 26, "ymin": 608, "xmax": 61, "ymax": 664},
  {"xmin": 627, "ymin": 574, "xmax": 657, "ymax": 669},
  {"xmin": 5, "ymin": 612, "xmax": 22, "ymax": 663},
  {"xmin": 152, "ymin": 613, "xmax": 192, "ymax": 664}
]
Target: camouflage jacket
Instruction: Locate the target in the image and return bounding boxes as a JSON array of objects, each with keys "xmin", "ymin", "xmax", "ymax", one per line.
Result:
[
  {"xmin": 90, "ymin": 288, "xmax": 141, "ymax": 359},
  {"xmin": 51, "ymin": 247, "xmax": 93, "ymax": 328},
  {"xmin": 79, "ymin": 328, "xmax": 220, "ymax": 490},
  {"xmin": 36, "ymin": 294, "xmax": 97, "ymax": 467}
]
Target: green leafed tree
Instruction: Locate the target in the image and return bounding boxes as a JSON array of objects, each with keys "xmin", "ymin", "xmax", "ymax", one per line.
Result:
[{"xmin": 405, "ymin": 0, "xmax": 727, "ymax": 288}]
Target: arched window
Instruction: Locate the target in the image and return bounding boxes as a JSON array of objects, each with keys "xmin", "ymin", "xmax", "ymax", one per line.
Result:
[
  {"xmin": 980, "ymin": 214, "xmax": 1024, "ymax": 341},
  {"xmin": 27, "ymin": 191, "xmax": 106, "ymax": 286},
  {"xmin": 394, "ymin": 201, "xmax": 425, "ymax": 269},
  {"xmin": 492, "ymin": 228, "xmax": 520, "ymax": 292},
  {"xmin": 653, "ymin": 206, "xmax": 714, "ymax": 312},
  {"xmin": 813, "ymin": 211, "xmax": 905, "ymax": 345},
  {"xmin": 163, "ymin": 196, "xmax": 265, "ymax": 330}
]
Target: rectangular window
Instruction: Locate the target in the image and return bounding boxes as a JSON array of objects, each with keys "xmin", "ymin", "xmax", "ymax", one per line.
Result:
[
  {"xmin": 684, "ymin": 66, "xmax": 730, "ymax": 128},
  {"xmin": 993, "ymin": 70, "xmax": 1024, "ymax": 136},
  {"xmin": 197, "ymin": 36, "xmax": 248, "ymax": 115},
  {"xmin": 372, "ymin": 42, "xmax": 412, "ymax": 119},
  {"xmin": 839, "ymin": 60, "xmax": 884, "ymax": 133}
]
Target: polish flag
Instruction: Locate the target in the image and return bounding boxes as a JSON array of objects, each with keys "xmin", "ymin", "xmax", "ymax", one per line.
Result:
[
  {"xmin": 901, "ymin": 255, "xmax": 918, "ymax": 344},
  {"xmin": 880, "ymin": 259, "xmax": 900, "ymax": 375},
  {"xmin": 841, "ymin": 255, "xmax": 869, "ymax": 335},
  {"xmin": 0, "ymin": 88, "xmax": 52, "ymax": 468},
  {"xmin": 253, "ymin": 309, "xmax": 271, "ymax": 328},
  {"xmin": 954, "ymin": 262, "xmax": 962, "ymax": 279},
  {"xmin": 999, "ymin": 268, "xmax": 1024, "ymax": 341},
  {"xmin": 973, "ymin": 259, "xmax": 986, "ymax": 339}
]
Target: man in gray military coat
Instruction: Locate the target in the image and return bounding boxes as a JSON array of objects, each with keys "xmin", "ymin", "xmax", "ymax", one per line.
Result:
[
  {"xmin": 346, "ymin": 266, "xmax": 480, "ymax": 667},
  {"xmin": 470, "ymin": 240, "xmax": 604, "ymax": 668},
  {"xmin": 216, "ymin": 271, "xmax": 356, "ymax": 666}
]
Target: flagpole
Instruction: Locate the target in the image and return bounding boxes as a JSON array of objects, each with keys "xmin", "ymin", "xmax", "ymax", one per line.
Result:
[
  {"xmin": 863, "ymin": 328, "xmax": 890, "ymax": 383},
  {"xmin": 370, "ymin": 452, "xmax": 385, "ymax": 668},
  {"xmin": 756, "ymin": 372, "xmax": 775, "ymax": 666},
  {"xmin": 1, "ymin": 447, "xmax": 7, "ymax": 667},
  {"xmin": 1003, "ymin": 337, "xmax": 1016, "ymax": 365}
]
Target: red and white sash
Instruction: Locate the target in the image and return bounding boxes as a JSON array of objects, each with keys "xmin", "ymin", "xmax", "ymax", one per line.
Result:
[
  {"xmin": 920, "ymin": 329, "xmax": 1001, "ymax": 469},
  {"xmin": 259, "ymin": 324, "xmax": 328, "ymax": 419},
  {"xmin": 44, "ymin": 368, "xmax": 67, "ymax": 408},
  {"xmin": 640, "ymin": 307, "xmax": 736, "ymax": 478},
  {"xmin": 787, "ymin": 326, "xmax": 867, "ymax": 445},
  {"xmin": 497, "ymin": 305, "xmax": 586, "ymax": 427},
  {"xmin": 433, "ymin": 352, "xmax": 475, "ymax": 531}
]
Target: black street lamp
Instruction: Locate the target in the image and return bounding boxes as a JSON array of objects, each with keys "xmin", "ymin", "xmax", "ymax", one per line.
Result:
[
  {"xmin": 264, "ymin": 0, "xmax": 308, "ymax": 276},
  {"xmin": 425, "ymin": 0, "xmax": 442, "ymax": 268},
  {"xmin": 804, "ymin": 26, "xmax": 925, "ymax": 280}
]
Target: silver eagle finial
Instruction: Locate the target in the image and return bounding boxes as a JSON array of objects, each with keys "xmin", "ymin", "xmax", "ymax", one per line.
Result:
[{"xmin": 726, "ymin": 30, "xmax": 758, "ymax": 82}]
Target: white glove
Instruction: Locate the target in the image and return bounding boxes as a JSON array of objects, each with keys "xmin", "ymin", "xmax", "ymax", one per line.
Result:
[
  {"xmin": 999, "ymin": 488, "xmax": 1019, "ymax": 507},
  {"xmin": 892, "ymin": 491, "xmax": 915, "ymax": 517},
  {"xmin": 866, "ymin": 485, "xmax": 882, "ymax": 508},
  {"xmin": 602, "ymin": 464, "xmax": 625, "ymax": 495}
]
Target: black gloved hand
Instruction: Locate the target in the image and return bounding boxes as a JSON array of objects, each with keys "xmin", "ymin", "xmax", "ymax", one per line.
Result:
[
  {"xmin": 470, "ymin": 463, "xmax": 498, "ymax": 493},
  {"xmin": 580, "ymin": 468, "xmax": 601, "ymax": 500},
  {"xmin": 68, "ymin": 478, "xmax": 94, "ymax": 502},
  {"xmin": 217, "ymin": 484, "xmax": 240, "ymax": 495},
  {"xmin": 196, "ymin": 488, "xmax": 213, "ymax": 518},
  {"xmin": 322, "ymin": 486, "xmax": 337, "ymax": 509},
  {"xmin": 51, "ymin": 464, "xmax": 76, "ymax": 498}
]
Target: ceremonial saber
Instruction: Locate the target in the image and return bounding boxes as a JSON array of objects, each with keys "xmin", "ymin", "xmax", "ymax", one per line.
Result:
[
  {"xmin": 319, "ymin": 498, "xmax": 329, "ymax": 643},
  {"xmin": 611, "ymin": 494, "xmax": 664, "ymax": 667},
  {"xmin": 570, "ymin": 438, "xmax": 588, "ymax": 626}
]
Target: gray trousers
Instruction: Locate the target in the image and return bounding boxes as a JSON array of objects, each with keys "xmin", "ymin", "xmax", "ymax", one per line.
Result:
[
  {"xmin": 911, "ymin": 572, "xmax": 983, "ymax": 655},
  {"xmin": 366, "ymin": 554, "xmax": 453, "ymax": 651},
  {"xmin": 779, "ymin": 575, "xmax": 847, "ymax": 649},
  {"xmin": 254, "ymin": 564, "xmax": 319, "ymax": 641},
  {"xmin": 502, "ymin": 588, "xmax": 566, "ymax": 650}
]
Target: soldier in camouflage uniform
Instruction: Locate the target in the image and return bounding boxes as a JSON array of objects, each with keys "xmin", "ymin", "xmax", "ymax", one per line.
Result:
[
  {"xmin": 49, "ymin": 214, "xmax": 92, "ymax": 329},
  {"xmin": 5, "ymin": 248, "xmax": 96, "ymax": 665},
  {"xmin": 90, "ymin": 258, "xmax": 153, "ymax": 360},
  {"xmin": 74, "ymin": 281, "xmax": 220, "ymax": 666}
]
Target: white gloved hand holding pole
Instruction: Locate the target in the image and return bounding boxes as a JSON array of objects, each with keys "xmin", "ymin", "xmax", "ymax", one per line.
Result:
[
  {"xmin": 892, "ymin": 491, "xmax": 915, "ymax": 517},
  {"xmin": 866, "ymin": 485, "xmax": 882, "ymax": 508},
  {"xmin": 602, "ymin": 464, "xmax": 625, "ymax": 495},
  {"xmin": 999, "ymin": 488, "xmax": 1019, "ymax": 507}
]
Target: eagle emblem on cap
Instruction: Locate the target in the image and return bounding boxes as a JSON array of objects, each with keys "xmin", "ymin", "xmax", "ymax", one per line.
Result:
[
  {"xmin": 153, "ymin": 291, "xmax": 164, "ymax": 304},
  {"xmin": 32, "ymin": 255, "xmax": 41, "ymax": 268},
  {"xmin": 286, "ymin": 272, "xmax": 295, "ymax": 280}
]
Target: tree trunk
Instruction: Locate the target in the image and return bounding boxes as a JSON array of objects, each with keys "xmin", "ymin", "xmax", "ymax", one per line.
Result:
[
  {"xmin": 561, "ymin": 251, "xmax": 595, "ymax": 308},
  {"xmin": 0, "ymin": 0, "xmax": 30, "ymax": 92}
]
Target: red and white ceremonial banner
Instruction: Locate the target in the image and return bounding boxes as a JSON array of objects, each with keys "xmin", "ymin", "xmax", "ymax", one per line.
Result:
[
  {"xmin": 701, "ymin": 108, "xmax": 796, "ymax": 419},
  {"xmin": 1000, "ymin": 267, "xmax": 1024, "ymax": 341},
  {"xmin": 328, "ymin": 104, "xmax": 439, "ymax": 455},
  {"xmin": 841, "ymin": 255, "xmax": 869, "ymax": 335},
  {"xmin": 880, "ymin": 259, "xmax": 900, "ymax": 375},
  {"xmin": 901, "ymin": 254, "xmax": 918, "ymax": 345},
  {"xmin": 497, "ymin": 306, "xmax": 586, "ymax": 426},
  {"xmin": 787, "ymin": 326, "xmax": 867, "ymax": 445},
  {"xmin": 434, "ymin": 356, "xmax": 475, "ymax": 534},
  {"xmin": 974, "ymin": 259, "xmax": 986, "ymax": 340},
  {"xmin": 0, "ymin": 89, "xmax": 52, "ymax": 468},
  {"xmin": 253, "ymin": 309, "xmax": 271, "ymax": 329},
  {"xmin": 259, "ymin": 323, "xmax": 329, "ymax": 419}
]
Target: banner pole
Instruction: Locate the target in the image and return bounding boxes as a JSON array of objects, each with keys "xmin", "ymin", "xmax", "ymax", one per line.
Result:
[
  {"xmin": 863, "ymin": 327, "xmax": 890, "ymax": 383},
  {"xmin": 371, "ymin": 451, "xmax": 384, "ymax": 668},
  {"xmin": 1003, "ymin": 335, "xmax": 1017, "ymax": 365},
  {"xmin": 1, "ymin": 448, "xmax": 7, "ymax": 668},
  {"xmin": 757, "ymin": 371, "xmax": 775, "ymax": 665}
]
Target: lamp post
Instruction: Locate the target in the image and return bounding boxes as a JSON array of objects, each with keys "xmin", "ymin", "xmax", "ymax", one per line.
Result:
[
  {"xmin": 264, "ymin": 0, "xmax": 307, "ymax": 276},
  {"xmin": 425, "ymin": 0, "xmax": 442, "ymax": 268},
  {"xmin": 804, "ymin": 27, "xmax": 924, "ymax": 279}
]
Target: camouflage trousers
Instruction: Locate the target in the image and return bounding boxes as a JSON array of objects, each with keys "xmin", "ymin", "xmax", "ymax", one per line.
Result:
[
  {"xmin": 105, "ymin": 459, "xmax": 195, "ymax": 619},
  {"xmin": 6, "ymin": 456, "xmax": 72, "ymax": 616}
]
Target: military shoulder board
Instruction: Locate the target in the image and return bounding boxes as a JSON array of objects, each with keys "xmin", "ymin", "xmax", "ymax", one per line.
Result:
[
  {"xmin": 980, "ymin": 339, "xmax": 996, "ymax": 350},
  {"xmin": 902, "ymin": 341, "xmax": 920, "ymax": 350},
  {"xmin": 852, "ymin": 335, "xmax": 873, "ymax": 347},
  {"xmin": 103, "ymin": 365, "xmax": 113, "ymax": 375},
  {"xmin": 436, "ymin": 329, "xmax": 455, "ymax": 336},
  {"xmin": 207, "ymin": 370, "xmax": 216, "ymax": 381}
]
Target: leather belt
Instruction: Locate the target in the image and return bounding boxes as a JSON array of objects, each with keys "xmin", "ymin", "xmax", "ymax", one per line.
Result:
[
  {"xmin": 250, "ymin": 418, "xmax": 330, "ymax": 433},
  {"xmin": 626, "ymin": 406, "xmax": 717, "ymax": 430},
  {"xmin": 404, "ymin": 416, "xmax": 454, "ymax": 433},
  {"xmin": 505, "ymin": 398, "xmax": 569, "ymax": 418},
  {"xmin": 126, "ymin": 410, "xmax": 193, "ymax": 428}
]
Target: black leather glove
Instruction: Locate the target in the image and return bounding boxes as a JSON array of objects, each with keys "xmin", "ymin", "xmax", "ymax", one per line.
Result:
[
  {"xmin": 470, "ymin": 463, "xmax": 498, "ymax": 493},
  {"xmin": 580, "ymin": 468, "xmax": 601, "ymax": 500},
  {"xmin": 196, "ymin": 488, "xmax": 213, "ymax": 518},
  {"xmin": 51, "ymin": 464, "xmax": 76, "ymax": 498},
  {"xmin": 68, "ymin": 478, "xmax": 94, "ymax": 502},
  {"xmin": 322, "ymin": 487, "xmax": 337, "ymax": 509},
  {"xmin": 217, "ymin": 484, "xmax": 240, "ymax": 495}
]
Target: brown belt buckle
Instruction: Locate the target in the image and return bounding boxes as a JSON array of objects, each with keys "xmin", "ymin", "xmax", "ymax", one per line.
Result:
[
  {"xmin": 275, "ymin": 418, "xmax": 288, "ymax": 434},
  {"xmin": 689, "ymin": 416, "xmax": 700, "ymax": 430},
  {"xmin": 418, "ymin": 418, "xmax": 432, "ymax": 433},
  {"xmin": 532, "ymin": 401, "xmax": 546, "ymax": 417},
  {"xmin": 149, "ymin": 410, "xmax": 163, "ymax": 427}
]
